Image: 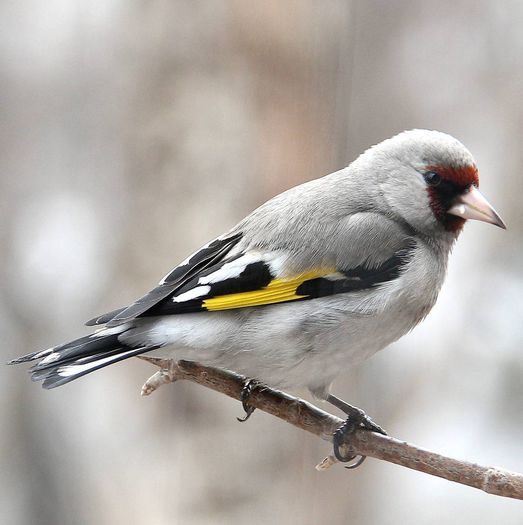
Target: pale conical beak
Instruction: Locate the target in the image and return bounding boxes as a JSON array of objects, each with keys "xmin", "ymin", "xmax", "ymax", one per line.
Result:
[{"xmin": 447, "ymin": 186, "xmax": 506, "ymax": 229}]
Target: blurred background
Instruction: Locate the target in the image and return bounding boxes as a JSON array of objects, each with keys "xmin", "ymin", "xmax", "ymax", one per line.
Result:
[{"xmin": 1, "ymin": 1, "xmax": 523, "ymax": 523}]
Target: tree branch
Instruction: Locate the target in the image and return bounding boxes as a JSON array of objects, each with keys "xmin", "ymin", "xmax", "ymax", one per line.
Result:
[{"xmin": 141, "ymin": 358, "xmax": 523, "ymax": 500}]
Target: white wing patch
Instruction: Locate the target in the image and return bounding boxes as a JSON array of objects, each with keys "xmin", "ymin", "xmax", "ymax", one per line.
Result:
[
  {"xmin": 198, "ymin": 252, "xmax": 261, "ymax": 285},
  {"xmin": 89, "ymin": 324, "xmax": 130, "ymax": 338},
  {"xmin": 173, "ymin": 285, "xmax": 211, "ymax": 303},
  {"xmin": 267, "ymin": 252, "xmax": 288, "ymax": 276}
]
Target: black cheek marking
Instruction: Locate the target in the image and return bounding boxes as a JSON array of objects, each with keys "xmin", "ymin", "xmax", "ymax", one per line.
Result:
[{"xmin": 427, "ymin": 181, "xmax": 469, "ymax": 232}]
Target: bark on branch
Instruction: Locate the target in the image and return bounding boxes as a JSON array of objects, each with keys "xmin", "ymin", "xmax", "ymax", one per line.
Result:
[{"xmin": 142, "ymin": 358, "xmax": 523, "ymax": 500}]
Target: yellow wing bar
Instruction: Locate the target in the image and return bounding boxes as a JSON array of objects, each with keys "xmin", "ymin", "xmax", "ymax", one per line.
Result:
[{"xmin": 203, "ymin": 270, "xmax": 333, "ymax": 311}]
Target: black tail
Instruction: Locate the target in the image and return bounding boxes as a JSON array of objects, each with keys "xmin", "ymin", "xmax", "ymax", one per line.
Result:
[{"xmin": 8, "ymin": 329, "xmax": 157, "ymax": 389}]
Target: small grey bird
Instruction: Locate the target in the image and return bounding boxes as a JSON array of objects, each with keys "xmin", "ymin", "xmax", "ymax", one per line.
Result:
[{"xmin": 10, "ymin": 129, "xmax": 505, "ymax": 462}]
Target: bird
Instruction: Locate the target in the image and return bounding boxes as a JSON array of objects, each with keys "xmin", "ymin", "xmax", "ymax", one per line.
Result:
[{"xmin": 9, "ymin": 129, "xmax": 505, "ymax": 463}]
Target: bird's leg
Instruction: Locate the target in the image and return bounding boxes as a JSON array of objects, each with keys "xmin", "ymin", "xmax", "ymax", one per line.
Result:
[
  {"xmin": 327, "ymin": 394, "xmax": 387, "ymax": 467},
  {"xmin": 139, "ymin": 357, "xmax": 178, "ymax": 396},
  {"xmin": 237, "ymin": 378, "xmax": 261, "ymax": 422}
]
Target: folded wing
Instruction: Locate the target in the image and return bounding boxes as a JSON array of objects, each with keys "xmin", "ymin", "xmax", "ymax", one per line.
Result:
[
  {"xmin": 87, "ymin": 224, "xmax": 416, "ymax": 325},
  {"xmin": 139, "ymin": 240, "xmax": 417, "ymax": 316}
]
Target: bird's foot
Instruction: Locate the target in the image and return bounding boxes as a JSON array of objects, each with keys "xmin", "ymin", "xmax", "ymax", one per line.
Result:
[
  {"xmin": 327, "ymin": 394, "xmax": 386, "ymax": 468},
  {"xmin": 237, "ymin": 379, "xmax": 261, "ymax": 422},
  {"xmin": 140, "ymin": 358, "xmax": 177, "ymax": 396},
  {"xmin": 332, "ymin": 415, "xmax": 383, "ymax": 468}
]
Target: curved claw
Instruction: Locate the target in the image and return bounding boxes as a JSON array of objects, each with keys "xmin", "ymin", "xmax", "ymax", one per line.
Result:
[
  {"xmin": 237, "ymin": 379, "xmax": 260, "ymax": 423},
  {"xmin": 332, "ymin": 408, "xmax": 385, "ymax": 469},
  {"xmin": 332, "ymin": 418, "xmax": 358, "ymax": 462},
  {"xmin": 237, "ymin": 405, "xmax": 255, "ymax": 422},
  {"xmin": 344, "ymin": 455, "xmax": 367, "ymax": 470}
]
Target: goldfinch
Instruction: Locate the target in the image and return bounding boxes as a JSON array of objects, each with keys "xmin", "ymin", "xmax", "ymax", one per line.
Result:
[{"xmin": 9, "ymin": 129, "xmax": 505, "ymax": 458}]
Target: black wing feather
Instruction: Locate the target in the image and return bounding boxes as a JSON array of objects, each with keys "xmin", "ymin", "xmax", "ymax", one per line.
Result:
[
  {"xmin": 140, "ymin": 240, "xmax": 417, "ymax": 316},
  {"xmin": 86, "ymin": 307, "xmax": 127, "ymax": 326},
  {"xmin": 85, "ymin": 232, "xmax": 242, "ymax": 327},
  {"xmin": 87, "ymin": 234, "xmax": 416, "ymax": 323},
  {"xmin": 144, "ymin": 260, "xmax": 274, "ymax": 316},
  {"xmin": 296, "ymin": 240, "xmax": 416, "ymax": 298}
]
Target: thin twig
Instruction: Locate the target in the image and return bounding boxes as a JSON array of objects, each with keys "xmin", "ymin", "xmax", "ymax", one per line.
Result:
[{"xmin": 142, "ymin": 359, "xmax": 523, "ymax": 501}]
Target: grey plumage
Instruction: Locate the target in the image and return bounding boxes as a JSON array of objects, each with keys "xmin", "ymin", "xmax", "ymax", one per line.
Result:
[{"xmin": 9, "ymin": 129, "xmax": 505, "ymax": 396}]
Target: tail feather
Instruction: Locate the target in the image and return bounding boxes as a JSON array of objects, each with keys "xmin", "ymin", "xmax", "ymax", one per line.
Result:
[
  {"xmin": 30, "ymin": 346, "xmax": 125, "ymax": 382},
  {"xmin": 8, "ymin": 347, "xmax": 56, "ymax": 365},
  {"xmin": 7, "ymin": 332, "xmax": 120, "ymax": 366},
  {"xmin": 30, "ymin": 334, "xmax": 122, "ymax": 373},
  {"xmin": 9, "ymin": 327, "xmax": 159, "ymax": 389},
  {"xmin": 39, "ymin": 346, "xmax": 156, "ymax": 389}
]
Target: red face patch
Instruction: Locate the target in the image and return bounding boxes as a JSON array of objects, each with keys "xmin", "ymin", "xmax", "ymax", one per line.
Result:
[
  {"xmin": 424, "ymin": 163, "xmax": 479, "ymax": 233},
  {"xmin": 426, "ymin": 163, "xmax": 479, "ymax": 187}
]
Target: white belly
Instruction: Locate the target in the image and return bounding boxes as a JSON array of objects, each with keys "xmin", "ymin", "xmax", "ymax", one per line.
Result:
[{"xmin": 122, "ymin": 270, "xmax": 439, "ymax": 397}]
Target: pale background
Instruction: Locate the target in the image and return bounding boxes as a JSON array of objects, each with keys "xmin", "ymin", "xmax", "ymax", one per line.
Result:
[{"xmin": 1, "ymin": 1, "xmax": 523, "ymax": 524}]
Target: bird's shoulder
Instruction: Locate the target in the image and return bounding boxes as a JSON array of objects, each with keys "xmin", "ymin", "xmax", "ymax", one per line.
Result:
[{"xmin": 236, "ymin": 207, "xmax": 415, "ymax": 274}]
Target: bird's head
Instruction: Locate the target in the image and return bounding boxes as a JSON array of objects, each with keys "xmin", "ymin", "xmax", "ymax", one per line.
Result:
[{"xmin": 362, "ymin": 129, "xmax": 506, "ymax": 237}]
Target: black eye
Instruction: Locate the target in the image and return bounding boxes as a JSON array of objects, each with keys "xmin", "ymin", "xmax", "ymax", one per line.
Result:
[{"xmin": 424, "ymin": 171, "xmax": 442, "ymax": 186}]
